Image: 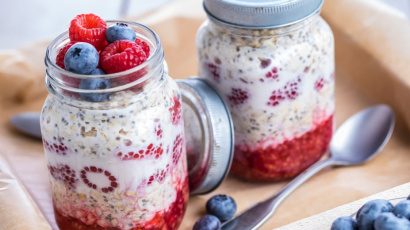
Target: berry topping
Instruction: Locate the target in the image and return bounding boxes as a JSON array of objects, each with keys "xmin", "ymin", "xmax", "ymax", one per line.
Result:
[
  {"xmin": 265, "ymin": 67, "xmax": 279, "ymax": 80},
  {"xmin": 206, "ymin": 194, "xmax": 237, "ymax": 222},
  {"xmin": 374, "ymin": 212, "xmax": 410, "ymax": 230},
  {"xmin": 80, "ymin": 166, "xmax": 118, "ymax": 193},
  {"xmin": 393, "ymin": 200, "xmax": 410, "ymax": 219},
  {"xmin": 267, "ymin": 78, "xmax": 301, "ymax": 107},
  {"xmin": 164, "ymin": 188, "xmax": 188, "ymax": 229},
  {"xmin": 48, "ymin": 164, "xmax": 77, "ymax": 189},
  {"xmin": 315, "ymin": 77, "xmax": 325, "ymax": 91},
  {"xmin": 172, "ymin": 134, "xmax": 184, "ymax": 165},
  {"xmin": 69, "ymin": 14, "xmax": 107, "ymax": 49},
  {"xmin": 169, "ymin": 96, "xmax": 182, "ymax": 125},
  {"xmin": 100, "ymin": 40, "xmax": 148, "ymax": 74},
  {"xmin": 193, "ymin": 215, "xmax": 221, "ymax": 230},
  {"xmin": 106, "ymin": 23, "xmax": 136, "ymax": 43},
  {"xmin": 135, "ymin": 38, "xmax": 151, "ymax": 57},
  {"xmin": 357, "ymin": 199, "xmax": 394, "ymax": 230},
  {"xmin": 331, "ymin": 216, "xmax": 357, "ymax": 230},
  {"xmin": 64, "ymin": 42, "xmax": 99, "ymax": 74},
  {"xmin": 147, "ymin": 165, "xmax": 169, "ymax": 185},
  {"xmin": 116, "ymin": 143, "xmax": 164, "ymax": 161},
  {"xmin": 267, "ymin": 89, "xmax": 285, "ymax": 107},
  {"xmin": 207, "ymin": 63, "xmax": 221, "ymax": 82},
  {"xmin": 155, "ymin": 124, "xmax": 163, "ymax": 139},
  {"xmin": 56, "ymin": 41, "xmax": 76, "ymax": 69},
  {"xmin": 227, "ymin": 88, "xmax": 249, "ymax": 105},
  {"xmin": 283, "ymin": 78, "xmax": 301, "ymax": 100},
  {"xmin": 43, "ymin": 137, "xmax": 69, "ymax": 155},
  {"xmin": 79, "ymin": 77, "xmax": 111, "ymax": 102}
]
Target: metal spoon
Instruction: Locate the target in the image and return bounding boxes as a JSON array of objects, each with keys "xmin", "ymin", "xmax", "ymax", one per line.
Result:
[{"xmin": 222, "ymin": 104, "xmax": 395, "ymax": 230}]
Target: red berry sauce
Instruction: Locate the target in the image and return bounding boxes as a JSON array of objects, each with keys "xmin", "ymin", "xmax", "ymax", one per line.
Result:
[
  {"xmin": 54, "ymin": 178, "xmax": 189, "ymax": 230},
  {"xmin": 231, "ymin": 115, "xmax": 333, "ymax": 181}
]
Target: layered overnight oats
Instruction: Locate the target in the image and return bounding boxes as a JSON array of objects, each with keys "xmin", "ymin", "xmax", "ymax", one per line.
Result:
[
  {"xmin": 42, "ymin": 14, "xmax": 188, "ymax": 229},
  {"xmin": 197, "ymin": 8, "xmax": 335, "ymax": 181}
]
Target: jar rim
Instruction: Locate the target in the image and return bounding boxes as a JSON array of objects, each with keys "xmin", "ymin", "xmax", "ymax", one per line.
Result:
[{"xmin": 45, "ymin": 20, "xmax": 163, "ymax": 81}]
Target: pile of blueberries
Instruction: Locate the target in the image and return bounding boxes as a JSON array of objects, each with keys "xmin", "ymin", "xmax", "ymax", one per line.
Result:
[
  {"xmin": 193, "ymin": 194, "xmax": 237, "ymax": 230},
  {"xmin": 331, "ymin": 195, "xmax": 410, "ymax": 230}
]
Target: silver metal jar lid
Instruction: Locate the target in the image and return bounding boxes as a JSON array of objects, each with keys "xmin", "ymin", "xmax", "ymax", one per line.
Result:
[
  {"xmin": 177, "ymin": 78, "xmax": 234, "ymax": 195},
  {"xmin": 203, "ymin": 0, "xmax": 324, "ymax": 29}
]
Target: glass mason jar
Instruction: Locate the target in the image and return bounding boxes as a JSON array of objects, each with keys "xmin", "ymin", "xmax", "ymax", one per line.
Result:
[
  {"xmin": 197, "ymin": 0, "xmax": 335, "ymax": 181},
  {"xmin": 42, "ymin": 21, "xmax": 233, "ymax": 229}
]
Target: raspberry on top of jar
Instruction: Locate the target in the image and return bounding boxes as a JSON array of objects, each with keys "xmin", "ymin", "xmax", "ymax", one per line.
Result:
[
  {"xmin": 198, "ymin": 0, "xmax": 335, "ymax": 181},
  {"xmin": 42, "ymin": 13, "xmax": 188, "ymax": 230}
]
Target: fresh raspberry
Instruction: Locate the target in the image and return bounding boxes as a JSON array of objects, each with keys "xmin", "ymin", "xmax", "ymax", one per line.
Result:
[
  {"xmin": 135, "ymin": 38, "xmax": 150, "ymax": 57},
  {"xmin": 48, "ymin": 164, "xmax": 77, "ymax": 189},
  {"xmin": 172, "ymin": 135, "xmax": 184, "ymax": 165},
  {"xmin": 80, "ymin": 166, "xmax": 118, "ymax": 193},
  {"xmin": 314, "ymin": 77, "xmax": 325, "ymax": 91},
  {"xmin": 116, "ymin": 143, "xmax": 164, "ymax": 160},
  {"xmin": 228, "ymin": 88, "xmax": 249, "ymax": 105},
  {"xmin": 147, "ymin": 165, "xmax": 169, "ymax": 185},
  {"xmin": 169, "ymin": 96, "xmax": 182, "ymax": 125},
  {"xmin": 155, "ymin": 124, "xmax": 163, "ymax": 139},
  {"xmin": 55, "ymin": 41, "xmax": 76, "ymax": 69},
  {"xmin": 43, "ymin": 137, "xmax": 69, "ymax": 155},
  {"xmin": 69, "ymin": 14, "xmax": 107, "ymax": 49},
  {"xmin": 265, "ymin": 67, "xmax": 279, "ymax": 80},
  {"xmin": 100, "ymin": 40, "xmax": 147, "ymax": 74},
  {"xmin": 284, "ymin": 78, "xmax": 301, "ymax": 100},
  {"xmin": 207, "ymin": 62, "xmax": 221, "ymax": 82},
  {"xmin": 267, "ymin": 89, "xmax": 286, "ymax": 107}
]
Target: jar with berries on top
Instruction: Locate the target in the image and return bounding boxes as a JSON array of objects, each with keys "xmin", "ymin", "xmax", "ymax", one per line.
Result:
[
  {"xmin": 197, "ymin": 0, "xmax": 335, "ymax": 181},
  {"xmin": 42, "ymin": 14, "xmax": 233, "ymax": 230}
]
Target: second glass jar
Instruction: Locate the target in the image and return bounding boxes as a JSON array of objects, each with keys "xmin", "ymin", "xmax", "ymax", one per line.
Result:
[{"xmin": 197, "ymin": 1, "xmax": 335, "ymax": 181}]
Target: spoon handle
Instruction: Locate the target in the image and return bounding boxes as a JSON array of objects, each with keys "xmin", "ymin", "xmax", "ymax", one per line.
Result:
[{"xmin": 222, "ymin": 158, "xmax": 336, "ymax": 230}]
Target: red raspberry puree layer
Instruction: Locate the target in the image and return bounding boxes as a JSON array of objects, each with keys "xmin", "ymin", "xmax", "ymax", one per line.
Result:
[
  {"xmin": 54, "ymin": 178, "xmax": 189, "ymax": 230},
  {"xmin": 231, "ymin": 116, "xmax": 333, "ymax": 181}
]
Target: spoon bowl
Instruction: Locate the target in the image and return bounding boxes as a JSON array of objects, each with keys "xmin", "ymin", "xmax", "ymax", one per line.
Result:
[{"xmin": 330, "ymin": 105, "xmax": 395, "ymax": 165}]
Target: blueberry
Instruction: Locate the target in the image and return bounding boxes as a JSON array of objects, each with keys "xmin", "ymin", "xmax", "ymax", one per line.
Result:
[
  {"xmin": 357, "ymin": 199, "xmax": 394, "ymax": 230},
  {"xmin": 407, "ymin": 194, "xmax": 410, "ymax": 200},
  {"xmin": 193, "ymin": 215, "xmax": 221, "ymax": 230},
  {"xmin": 89, "ymin": 68, "xmax": 105, "ymax": 75},
  {"xmin": 393, "ymin": 200, "xmax": 410, "ymax": 219},
  {"xmin": 331, "ymin": 216, "xmax": 358, "ymax": 230},
  {"xmin": 206, "ymin": 194, "xmax": 237, "ymax": 222},
  {"xmin": 64, "ymin": 42, "xmax": 99, "ymax": 74},
  {"xmin": 106, "ymin": 23, "xmax": 136, "ymax": 43},
  {"xmin": 79, "ymin": 78, "xmax": 111, "ymax": 102},
  {"xmin": 374, "ymin": 212, "xmax": 410, "ymax": 230}
]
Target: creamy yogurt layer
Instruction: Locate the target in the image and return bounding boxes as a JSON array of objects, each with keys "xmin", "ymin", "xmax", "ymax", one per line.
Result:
[{"xmin": 198, "ymin": 16, "xmax": 335, "ymax": 181}]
